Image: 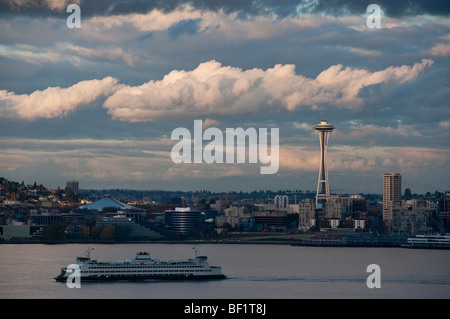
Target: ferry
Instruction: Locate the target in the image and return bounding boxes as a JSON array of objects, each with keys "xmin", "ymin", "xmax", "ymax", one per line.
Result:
[
  {"xmin": 54, "ymin": 248, "xmax": 226, "ymax": 282},
  {"xmin": 403, "ymin": 234, "xmax": 450, "ymax": 249}
]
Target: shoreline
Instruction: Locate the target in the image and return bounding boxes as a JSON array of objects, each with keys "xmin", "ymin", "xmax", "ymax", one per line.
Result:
[
  {"xmin": 1, "ymin": 241, "xmax": 449, "ymax": 250},
  {"xmin": 2, "ymin": 233, "xmax": 449, "ymax": 249}
]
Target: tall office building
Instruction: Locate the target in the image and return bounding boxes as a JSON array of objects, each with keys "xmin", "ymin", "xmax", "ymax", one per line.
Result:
[
  {"xmin": 66, "ymin": 180, "xmax": 79, "ymax": 194},
  {"xmin": 382, "ymin": 172, "xmax": 402, "ymax": 225}
]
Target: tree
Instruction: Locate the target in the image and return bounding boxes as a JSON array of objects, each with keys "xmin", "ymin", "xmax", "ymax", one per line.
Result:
[
  {"xmin": 42, "ymin": 222, "xmax": 66, "ymax": 240},
  {"xmin": 100, "ymin": 225, "xmax": 115, "ymax": 240},
  {"xmin": 404, "ymin": 188, "xmax": 412, "ymax": 200},
  {"xmin": 65, "ymin": 187, "xmax": 76, "ymax": 203},
  {"xmin": 79, "ymin": 225, "xmax": 90, "ymax": 239},
  {"xmin": 91, "ymin": 226, "xmax": 102, "ymax": 239}
]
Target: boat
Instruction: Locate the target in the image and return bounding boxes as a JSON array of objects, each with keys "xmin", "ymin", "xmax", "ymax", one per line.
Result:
[
  {"xmin": 54, "ymin": 248, "xmax": 226, "ymax": 282},
  {"xmin": 403, "ymin": 234, "xmax": 450, "ymax": 249}
]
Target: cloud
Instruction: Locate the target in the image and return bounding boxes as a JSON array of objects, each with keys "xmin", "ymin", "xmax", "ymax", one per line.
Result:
[
  {"xmin": 428, "ymin": 43, "xmax": 450, "ymax": 56},
  {"xmin": 279, "ymin": 144, "xmax": 450, "ymax": 176},
  {"xmin": 303, "ymin": 0, "xmax": 450, "ymax": 17},
  {"xmin": 80, "ymin": 5, "xmax": 374, "ymax": 42},
  {"xmin": 2, "ymin": 0, "xmax": 450, "ymax": 18},
  {"xmin": 0, "ymin": 77, "xmax": 120, "ymax": 120},
  {"xmin": 0, "ymin": 136, "xmax": 253, "ymax": 187},
  {"xmin": 2, "ymin": 0, "xmax": 80, "ymax": 11},
  {"xmin": 347, "ymin": 47, "xmax": 382, "ymax": 57},
  {"xmin": 0, "ymin": 43, "xmax": 135, "ymax": 67},
  {"xmin": 83, "ymin": 4, "xmax": 208, "ymax": 33},
  {"xmin": 57, "ymin": 43, "xmax": 136, "ymax": 66},
  {"xmin": 0, "ymin": 44, "xmax": 62, "ymax": 64},
  {"xmin": 102, "ymin": 59, "xmax": 434, "ymax": 122},
  {"xmin": 346, "ymin": 123, "xmax": 423, "ymax": 138},
  {"xmin": 439, "ymin": 121, "xmax": 450, "ymax": 129}
]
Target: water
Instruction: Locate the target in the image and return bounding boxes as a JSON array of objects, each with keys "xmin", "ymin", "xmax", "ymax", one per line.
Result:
[{"xmin": 0, "ymin": 243, "xmax": 449, "ymax": 299}]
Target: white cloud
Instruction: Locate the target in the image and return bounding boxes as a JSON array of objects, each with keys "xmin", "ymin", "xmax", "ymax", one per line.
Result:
[
  {"xmin": 103, "ymin": 59, "xmax": 434, "ymax": 122},
  {"xmin": 0, "ymin": 77, "xmax": 120, "ymax": 120},
  {"xmin": 0, "ymin": 59, "xmax": 436, "ymax": 122}
]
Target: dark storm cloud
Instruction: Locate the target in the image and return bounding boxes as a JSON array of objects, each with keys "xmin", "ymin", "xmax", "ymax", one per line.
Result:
[{"xmin": 1, "ymin": 0, "xmax": 449, "ymax": 18}]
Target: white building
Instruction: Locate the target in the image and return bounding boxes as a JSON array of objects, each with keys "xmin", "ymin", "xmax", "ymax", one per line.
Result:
[{"xmin": 296, "ymin": 199, "xmax": 316, "ymax": 230}]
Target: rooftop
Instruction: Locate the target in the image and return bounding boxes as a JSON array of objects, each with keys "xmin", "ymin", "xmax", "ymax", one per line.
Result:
[{"xmin": 79, "ymin": 196, "xmax": 144, "ymax": 211}]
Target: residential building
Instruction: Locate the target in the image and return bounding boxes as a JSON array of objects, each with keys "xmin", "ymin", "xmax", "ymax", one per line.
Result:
[{"xmin": 383, "ymin": 172, "xmax": 402, "ymax": 226}]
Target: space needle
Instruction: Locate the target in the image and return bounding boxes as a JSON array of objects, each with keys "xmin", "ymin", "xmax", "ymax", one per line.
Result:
[{"xmin": 314, "ymin": 120, "xmax": 334, "ymax": 207}]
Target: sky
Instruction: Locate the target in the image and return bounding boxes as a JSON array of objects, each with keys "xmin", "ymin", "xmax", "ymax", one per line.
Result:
[{"xmin": 0, "ymin": 0, "xmax": 449, "ymax": 194}]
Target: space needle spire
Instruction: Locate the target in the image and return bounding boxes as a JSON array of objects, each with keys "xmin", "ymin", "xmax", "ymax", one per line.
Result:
[{"xmin": 314, "ymin": 120, "xmax": 334, "ymax": 207}]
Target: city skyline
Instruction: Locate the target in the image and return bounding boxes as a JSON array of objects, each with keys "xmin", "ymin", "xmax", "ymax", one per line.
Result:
[{"xmin": 0, "ymin": 0, "xmax": 449, "ymax": 194}]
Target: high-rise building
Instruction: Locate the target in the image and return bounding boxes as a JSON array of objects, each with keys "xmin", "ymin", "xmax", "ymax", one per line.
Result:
[
  {"xmin": 314, "ymin": 120, "xmax": 334, "ymax": 207},
  {"xmin": 66, "ymin": 180, "xmax": 79, "ymax": 194},
  {"xmin": 382, "ymin": 172, "xmax": 402, "ymax": 225},
  {"xmin": 439, "ymin": 194, "xmax": 450, "ymax": 232}
]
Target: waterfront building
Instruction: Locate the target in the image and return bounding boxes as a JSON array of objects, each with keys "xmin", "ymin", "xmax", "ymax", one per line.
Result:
[
  {"xmin": 0, "ymin": 219, "xmax": 44, "ymax": 240},
  {"xmin": 439, "ymin": 194, "xmax": 450, "ymax": 232},
  {"xmin": 253, "ymin": 210, "xmax": 287, "ymax": 230},
  {"xmin": 391, "ymin": 206, "xmax": 433, "ymax": 236},
  {"xmin": 79, "ymin": 196, "xmax": 144, "ymax": 212},
  {"xmin": 164, "ymin": 207, "xmax": 203, "ymax": 235},
  {"xmin": 97, "ymin": 212, "xmax": 164, "ymax": 239}
]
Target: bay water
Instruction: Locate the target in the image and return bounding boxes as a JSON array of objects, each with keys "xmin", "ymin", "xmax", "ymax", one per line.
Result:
[{"xmin": 0, "ymin": 243, "xmax": 449, "ymax": 299}]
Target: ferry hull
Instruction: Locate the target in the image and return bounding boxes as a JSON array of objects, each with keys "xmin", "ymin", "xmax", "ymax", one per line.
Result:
[
  {"xmin": 55, "ymin": 274, "xmax": 226, "ymax": 282},
  {"xmin": 401, "ymin": 244, "xmax": 450, "ymax": 250}
]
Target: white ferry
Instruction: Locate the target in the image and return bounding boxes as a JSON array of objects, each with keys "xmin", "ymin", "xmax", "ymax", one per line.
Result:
[
  {"xmin": 55, "ymin": 248, "xmax": 226, "ymax": 282},
  {"xmin": 404, "ymin": 234, "xmax": 450, "ymax": 249}
]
